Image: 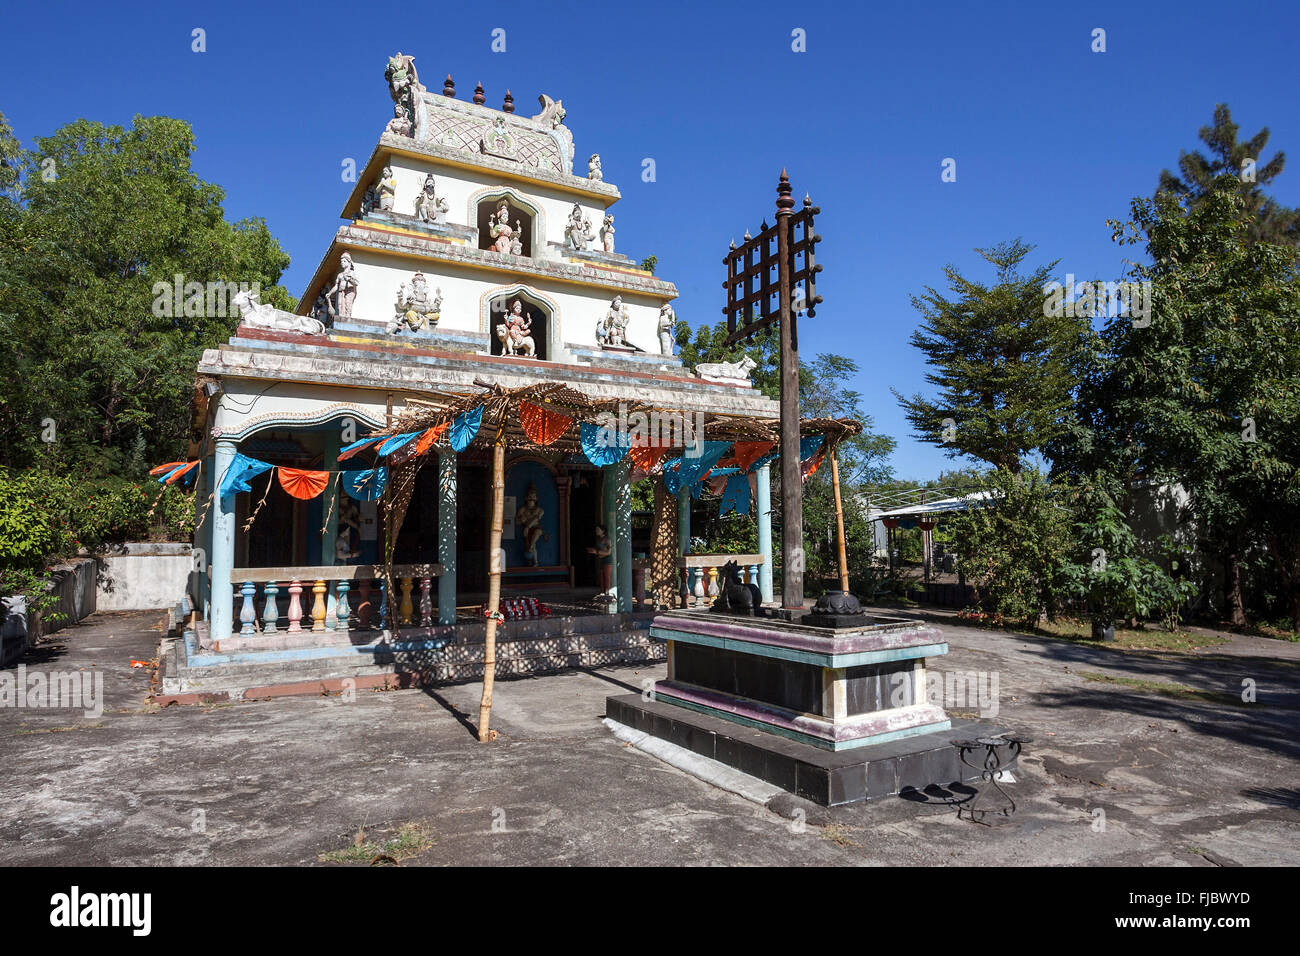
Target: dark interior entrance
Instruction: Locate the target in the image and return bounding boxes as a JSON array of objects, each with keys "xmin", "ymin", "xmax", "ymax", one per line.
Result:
[
  {"xmin": 568, "ymin": 469, "xmax": 603, "ymax": 588},
  {"xmin": 457, "ymin": 462, "xmax": 489, "ymax": 592}
]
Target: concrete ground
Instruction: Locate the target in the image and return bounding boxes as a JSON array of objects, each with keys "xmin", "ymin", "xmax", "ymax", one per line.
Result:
[{"xmin": 1, "ymin": 607, "xmax": 1297, "ymax": 866}]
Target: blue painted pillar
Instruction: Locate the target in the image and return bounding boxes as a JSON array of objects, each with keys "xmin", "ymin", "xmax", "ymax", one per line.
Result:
[
  {"xmin": 757, "ymin": 463, "xmax": 774, "ymax": 604},
  {"xmin": 196, "ymin": 451, "xmax": 214, "ymax": 621},
  {"xmin": 437, "ymin": 450, "xmax": 458, "ymax": 625},
  {"xmin": 210, "ymin": 438, "xmax": 238, "ymax": 641},
  {"xmin": 614, "ymin": 460, "xmax": 633, "ymax": 613}
]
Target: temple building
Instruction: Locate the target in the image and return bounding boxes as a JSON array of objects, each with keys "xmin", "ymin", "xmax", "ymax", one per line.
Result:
[{"xmin": 160, "ymin": 55, "xmax": 851, "ymax": 700}]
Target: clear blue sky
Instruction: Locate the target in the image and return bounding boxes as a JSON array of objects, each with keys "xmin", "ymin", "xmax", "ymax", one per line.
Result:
[{"xmin": 3, "ymin": 0, "xmax": 1298, "ymax": 480}]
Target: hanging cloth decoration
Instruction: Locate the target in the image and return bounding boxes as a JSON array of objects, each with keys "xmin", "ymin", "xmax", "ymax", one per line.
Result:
[
  {"xmin": 802, "ymin": 443, "xmax": 828, "ymax": 481},
  {"xmin": 674, "ymin": 441, "xmax": 731, "ymax": 495},
  {"xmin": 151, "ymin": 460, "xmax": 199, "ymax": 485},
  {"xmin": 801, "ymin": 435, "xmax": 825, "ymax": 460},
  {"xmin": 338, "ymin": 437, "xmax": 382, "ymax": 462},
  {"xmin": 627, "ymin": 442, "xmax": 670, "ymax": 472},
  {"xmin": 342, "ymin": 467, "xmax": 388, "ymax": 502},
  {"xmin": 520, "ymin": 401, "xmax": 572, "ymax": 447},
  {"xmin": 278, "ymin": 467, "xmax": 331, "ymax": 500},
  {"xmin": 451, "ymin": 406, "xmax": 484, "ymax": 452},
  {"xmin": 219, "ymin": 454, "xmax": 274, "ymax": 497},
  {"xmin": 414, "ymin": 422, "xmax": 450, "ymax": 457},
  {"xmin": 726, "ymin": 441, "xmax": 777, "ymax": 473},
  {"xmin": 719, "ymin": 473, "xmax": 752, "ymax": 517},
  {"xmin": 706, "ymin": 467, "xmax": 740, "ymax": 497},
  {"xmin": 377, "ymin": 431, "xmax": 421, "ymax": 457},
  {"xmin": 580, "ymin": 421, "xmax": 630, "ymax": 467}
]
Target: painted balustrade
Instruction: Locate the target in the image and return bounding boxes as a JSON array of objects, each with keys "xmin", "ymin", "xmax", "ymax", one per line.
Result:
[
  {"xmin": 675, "ymin": 554, "xmax": 766, "ymax": 608},
  {"xmin": 227, "ymin": 564, "xmax": 442, "ymax": 638}
]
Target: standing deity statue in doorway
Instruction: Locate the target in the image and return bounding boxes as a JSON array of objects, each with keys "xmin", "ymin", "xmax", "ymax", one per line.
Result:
[
  {"xmin": 515, "ymin": 483, "xmax": 549, "ymax": 566},
  {"xmin": 326, "ymin": 252, "xmax": 358, "ymax": 320}
]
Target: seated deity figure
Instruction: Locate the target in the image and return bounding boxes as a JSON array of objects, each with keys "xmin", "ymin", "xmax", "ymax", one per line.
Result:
[
  {"xmin": 325, "ymin": 251, "xmax": 358, "ymax": 319},
  {"xmin": 496, "ymin": 299, "xmax": 536, "ymax": 356},
  {"xmin": 414, "ymin": 173, "xmax": 448, "ymax": 224},
  {"xmin": 489, "ymin": 200, "xmax": 515, "ymax": 254},
  {"xmin": 597, "ymin": 295, "xmax": 630, "ymax": 348},
  {"xmin": 657, "ymin": 302, "xmax": 676, "ymax": 354},
  {"xmin": 588, "ymin": 153, "xmax": 602, "ymax": 181},
  {"xmin": 392, "ymin": 271, "xmax": 441, "ymax": 332},
  {"xmin": 515, "ymin": 483, "xmax": 549, "ymax": 566},
  {"xmin": 385, "ymin": 103, "xmax": 412, "ymax": 137},
  {"xmin": 564, "ymin": 203, "xmax": 594, "ymax": 251}
]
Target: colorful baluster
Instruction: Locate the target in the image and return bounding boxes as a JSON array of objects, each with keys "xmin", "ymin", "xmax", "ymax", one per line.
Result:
[
  {"xmin": 378, "ymin": 579, "xmax": 388, "ymax": 630},
  {"xmin": 335, "ymin": 579, "xmax": 351, "ymax": 634},
  {"xmin": 419, "ymin": 575, "xmax": 433, "ymax": 627},
  {"xmin": 706, "ymin": 566, "xmax": 720, "ymax": 601},
  {"xmin": 262, "ymin": 582, "xmax": 279, "ymax": 633},
  {"xmin": 357, "ymin": 578, "xmax": 372, "ymax": 629},
  {"xmin": 692, "ymin": 567, "xmax": 706, "ymax": 605},
  {"xmin": 399, "ymin": 576, "xmax": 414, "ymax": 626},
  {"xmin": 287, "ymin": 579, "xmax": 303, "ymax": 632},
  {"xmin": 311, "ymin": 579, "xmax": 327, "ymax": 632},
  {"xmin": 239, "ymin": 582, "xmax": 257, "ymax": 635}
]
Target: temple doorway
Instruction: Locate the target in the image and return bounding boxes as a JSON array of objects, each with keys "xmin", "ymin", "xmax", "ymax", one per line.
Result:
[{"xmin": 568, "ymin": 469, "xmax": 602, "ymax": 588}]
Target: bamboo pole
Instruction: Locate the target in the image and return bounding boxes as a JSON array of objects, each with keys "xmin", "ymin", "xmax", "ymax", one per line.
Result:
[
  {"xmin": 830, "ymin": 450, "xmax": 850, "ymax": 592},
  {"xmin": 478, "ymin": 425, "xmax": 505, "ymax": 742}
]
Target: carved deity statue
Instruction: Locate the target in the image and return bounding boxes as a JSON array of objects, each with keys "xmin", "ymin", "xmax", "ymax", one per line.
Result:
[
  {"xmin": 600, "ymin": 214, "xmax": 615, "ymax": 254},
  {"xmin": 311, "ymin": 290, "xmax": 334, "ymax": 325},
  {"xmin": 564, "ymin": 203, "xmax": 594, "ymax": 251},
  {"xmin": 385, "ymin": 103, "xmax": 412, "ymax": 137},
  {"xmin": 510, "ymin": 223, "xmax": 524, "ymax": 256},
  {"xmin": 371, "ymin": 165, "xmax": 397, "ymax": 212},
  {"xmin": 657, "ymin": 303, "xmax": 676, "ymax": 355},
  {"xmin": 588, "ymin": 153, "xmax": 602, "ymax": 181},
  {"xmin": 515, "ymin": 483, "xmax": 549, "ymax": 566},
  {"xmin": 489, "ymin": 200, "xmax": 516, "ymax": 254},
  {"xmin": 597, "ymin": 295, "xmax": 630, "ymax": 348},
  {"xmin": 392, "ymin": 271, "xmax": 441, "ymax": 332},
  {"xmin": 326, "ymin": 251, "xmax": 358, "ymax": 320},
  {"xmin": 414, "ymin": 173, "xmax": 448, "ymax": 224},
  {"xmin": 496, "ymin": 299, "xmax": 536, "ymax": 357}
]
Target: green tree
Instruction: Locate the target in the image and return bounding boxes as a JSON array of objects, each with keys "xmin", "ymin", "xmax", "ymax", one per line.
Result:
[
  {"xmin": 0, "ymin": 114, "xmax": 294, "ymax": 475},
  {"xmin": 1158, "ymin": 103, "xmax": 1300, "ymax": 248},
  {"xmin": 894, "ymin": 240, "xmax": 1088, "ymax": 473}
]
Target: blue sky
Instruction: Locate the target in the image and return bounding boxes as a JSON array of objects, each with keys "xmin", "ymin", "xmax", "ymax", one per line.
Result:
[{"xmin": 3, "ymin": 0, "xmax": 1298, "ymax": 480}]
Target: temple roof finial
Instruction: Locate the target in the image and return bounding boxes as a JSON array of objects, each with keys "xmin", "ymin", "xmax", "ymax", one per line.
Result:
[
  {"xmin": 443, "ymin": 74, "xmax": 455, "ymax": 97},
  {"xmin": 503, "ymin": 89, "xmax": 515, "ymax": 113},
  {"xmin": 473, "ymin": 81, "xmax": 486, "ymax": 105}
]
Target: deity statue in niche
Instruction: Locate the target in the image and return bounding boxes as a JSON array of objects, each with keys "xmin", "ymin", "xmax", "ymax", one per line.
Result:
[
  {"xmin": 489, "ymin": 200, "xmax": 516, "ymax": 254},
  {"xmin": 564, "ymin": 203, "xmax": 594, "ymax": 251},
  {"xmin": 515, "ymin": 482, "xmax": 549, "ymax": 566},
  {"xmin": 596, "ymin": 295, "xmax": 630, "ymax": 348},
  {"xmin": 657, "ymin": 302, "xmax": 676, "ymax": 355},
  {"xmin": 600, "ymin": 214, "xmax": 615, "ymax": 254},
  {"xmin": 496, "ymin": 299, "xmax": 536, "ymax": 357},
  {"xmin": 375, "ymin": 166, "xmax": 397, "ymax": 212},
  {"xmin": 414, "ymin": 173, "xmax": 449, "ymax": 224},
  {"xmin": 510, "ymin": 222, "xmax": 524, "ymax": 256},
  {"xmin": 587, "ymin": 524, "xmax": 613, "ymax": 595},
  {"xmin": 326, "ymin": 251, "xmax": 358, "ymax": 320},
  {"xmin": 392, "ymin": 271, "xmax": 441, "ymax": 332}
]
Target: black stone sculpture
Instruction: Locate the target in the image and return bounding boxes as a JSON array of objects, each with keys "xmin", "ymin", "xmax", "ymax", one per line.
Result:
[{"xmin": 710, "ymin": 560, "xmax": 762, "ymax": 616}]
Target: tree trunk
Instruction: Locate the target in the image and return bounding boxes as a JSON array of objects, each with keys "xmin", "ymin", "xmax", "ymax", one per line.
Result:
[
  {"xmin": 1224, "ymin": 549, "xmax": 1247, "ymax": 628},
  {"xmin": 477, "ymin": 439, "xmax": 505, "ymax": 742}
]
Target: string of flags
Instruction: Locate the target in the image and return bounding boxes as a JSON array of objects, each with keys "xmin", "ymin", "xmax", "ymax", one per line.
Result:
[{"xmin": 150, "ymin": 401, "xmax": 833, "ymax": 517}]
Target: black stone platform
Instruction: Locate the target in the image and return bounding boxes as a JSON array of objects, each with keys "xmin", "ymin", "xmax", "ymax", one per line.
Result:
[{"xmin": 606, "ymin": 693, "xmax": 1013, "ymax": 806}]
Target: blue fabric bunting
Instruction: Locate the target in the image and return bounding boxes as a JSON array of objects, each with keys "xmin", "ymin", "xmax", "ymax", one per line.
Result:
[
  {"xmin": 342, "ymin": 467, "xmax": 388, "ymax": 501},
  {"xmin": 675, "ymin": 441, "xmax": 731, "ymax": 494},
  {"xmin": 580, "ymin": 421, "xmax": 630, "ymax": 467},
  {"xmin": 719, "ymin": 473, "xmax": 751, "ymax": 516},
  {"xmin": 745, "ymin": 436, "xmax": 824, "ymax": 473},
  {"xmin": 377, "ymin": 431, "xmax": 420, "ymax": 457},
  {"xmin": 218, "ymin": 454, "xmax": 273, "ymax": 498},
  {"xmin": 451, "ymin": 406, "xmax": 483, "ymax": 452}
]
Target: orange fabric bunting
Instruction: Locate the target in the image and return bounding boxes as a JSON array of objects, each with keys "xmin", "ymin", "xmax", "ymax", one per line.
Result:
[
  {"xmin": 337, "ymin": 438, "xmax": 382, "ymax": 462},
  {"xmin": 277, "ymin": 467, "xmax": 330, "ymax": 500},
  {"xmin": 627, "ymin": 443, "xmax": 670, "ymax": 472},
  {"xmin": 415, "ymin": 422, "xmax": 450, "ymax": 456},
  {"xmin": 165, "ymin": 461, "xmax": 200, "ymax": 485},
  {"xmin": 801, "ymin": 446, "xmax": 828, "ymax": 482},
  {"xmin": 520, "ymin": 401, "xmax": 572, "ymax": 446},
  {"xmin": 724, "ymin": 441, "xmax": 777, "ymax": 473},
  {"xmin": 149, "ymin": 461, "xmax": 188, "ymax": 476}
]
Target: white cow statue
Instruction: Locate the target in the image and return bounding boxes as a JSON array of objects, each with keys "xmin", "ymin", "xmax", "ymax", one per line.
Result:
[
  {"xmin": 233, "ymin": 290, "xmax": 325, "ymax": 336},
  {"xmin": 694, "ymin": 354, "xmax": 757, "ymax": 386}
]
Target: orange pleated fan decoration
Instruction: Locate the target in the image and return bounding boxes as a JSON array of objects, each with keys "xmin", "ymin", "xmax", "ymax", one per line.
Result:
[
  {"xmin": 414, "ymin": 421, "xmax": 450, "ymax": 456},
  {"xmin": 627, "ymin": 443, "xmax": 670, "ymax": 472},
  {"xmin": 724, "ymin": 441, "xmax": 777, "ymax": 473},
  {"xmin": 520, "ymin": 401, "xmax": 572, "ymax": 446},
  {"xmin": 277, "ymin": 467, "xmax": 331, "ymax": 499}
]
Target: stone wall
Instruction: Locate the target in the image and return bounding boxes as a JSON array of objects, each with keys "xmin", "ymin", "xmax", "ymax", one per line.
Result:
[
  {"xmin": 97, "ymin": 543, "xmax": 195, "ymax": 612},
  {"xmin": 1, "ymin": 556, "xmax": 99, "ymax": 666}
]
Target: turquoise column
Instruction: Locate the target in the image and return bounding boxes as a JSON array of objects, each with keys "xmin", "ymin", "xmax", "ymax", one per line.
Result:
[
  {"xmin": 210, "ymin": 438, "xmax": 237, "ymax": 641},
  {"xmin": 757, "ymin": 463, "xmax": 774, "ymax": 604},
  {"xmin": 614, "ymin": 459, "xmax": 633, "ymax": 613},
  {"xmin": 196, "ymin": 451, "xmax": 214, "ymax": 621},
  {"xmin": 437, "ymin": 450, "xmax": 458, "ymax": 625}
]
